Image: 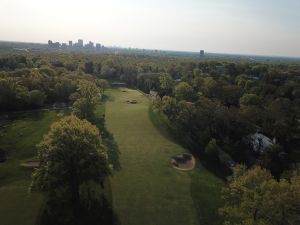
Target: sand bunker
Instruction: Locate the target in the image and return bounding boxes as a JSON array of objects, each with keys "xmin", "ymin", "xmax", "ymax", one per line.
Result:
[
  {"xmin": 20, "ymin": 160, "xmax": 40, "ymax": 168},
  {"xmin": 126, "ymin": 100, "xmax": 138, "ymax": 104},
  {"xmin": 171, "ymin": 153, "xmax": 196, "ymax": 171}
]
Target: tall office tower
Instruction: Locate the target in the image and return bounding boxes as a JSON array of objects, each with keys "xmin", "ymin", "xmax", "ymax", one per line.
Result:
[
  {"xmin": 200, "ymin": 50, "xmax": 205, "ymax": 57},
  {"xmin": 78, "ymin": 39, "xmax": 83, "ymax": 47}
]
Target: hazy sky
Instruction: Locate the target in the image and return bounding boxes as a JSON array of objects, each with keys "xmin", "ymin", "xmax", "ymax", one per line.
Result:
[{"xmin": 0, "ymin": 0, "xmax": 300, "ymax": 57}]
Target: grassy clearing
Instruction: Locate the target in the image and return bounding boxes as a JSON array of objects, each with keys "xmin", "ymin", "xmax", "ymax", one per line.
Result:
[
  {"xmin": 0, "ymin": 110, "xmax": 62, "ymax": 225},
  {"xmin": 0, "ymin": 89, "xmax": 224, "ymax": 225},
  {"xmin": 106, "ymin": 88, "xmax": 224, "ymax": 225}
]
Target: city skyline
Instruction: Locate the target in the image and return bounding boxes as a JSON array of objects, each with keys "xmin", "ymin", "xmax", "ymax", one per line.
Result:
[
  {"xmin": 47, "ymin": 38, "xmax": 105, "ymax": 51},
  {"xmin": 0, "ymin": 0, "xmax": 300, "ymax": 57}
]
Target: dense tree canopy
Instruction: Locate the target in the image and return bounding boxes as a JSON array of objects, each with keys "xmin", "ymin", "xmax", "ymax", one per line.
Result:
[
  {"xmin": 72, "ymin": 80, "xmax": 101, "ymax": 121},
  {"xmin": 219, "ymin": 165, "xmax": 300, "ymax": 225},
  {"xmin": 0, "ymin": 51, "xmax": 299, "ymax": 178},
  {"xmin": 174, "ymin": 82, "xmax": 196, "ymax": 101},
  {"xmin": 31, "ymin": 116, "xmax": 109, "ymax": 217},
  {"xmin": 0, "ymin": 50, "xmax": 300, "ymax": 225}
]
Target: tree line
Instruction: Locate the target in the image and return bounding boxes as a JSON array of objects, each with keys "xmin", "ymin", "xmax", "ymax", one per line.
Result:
[{"xmin": 1, "ymin": 52, "xmax": 300, "ymax": 225}]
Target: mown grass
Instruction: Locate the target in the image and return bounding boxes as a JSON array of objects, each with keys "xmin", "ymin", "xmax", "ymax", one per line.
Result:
[
  {"xmin": 0, "ymin": 89, "xmax": 224, "ymax": 225},
  {"xmin": 0, "ymin": 104, "xmax": 115, "ymax": 225},
  {"xmin": 106, "ymin": 88, "xmax": 224, "ymax": 225},
  {"xmin": 149, "ymin": 107, "xmax": 225, "ymax": 225},
  {"xmin": 0, "ymin": 110, "xmax": 61, "ymax": 225}
]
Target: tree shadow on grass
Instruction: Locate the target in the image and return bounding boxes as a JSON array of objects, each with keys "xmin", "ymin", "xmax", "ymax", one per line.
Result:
[
  {"xmin": 36, "ymin": 177, "xmax": 121, "ymax": 225},
  {"xmin": 102, "ymin": 94, "xmax": 113, "ymax": 102},
  {"xmin": 149, "ymin": 106, "xmax": 231, "ymax": 180},
  {"xmin": 197, "ymin": 154, "xmax": 232, "ymax": 181},
  {"xmin": 106, "ymin": 95, "xmax": 115, "ymax": 102},
  {"xmin": 93, "ymin": 116, "xmax": 121, "ymax": 172},
  {"xmin": 102, "ymin": 128, "xmax": 121, "ymax": 172},
  {"xmin": 189, "ymin": 166, "xmax": 224, "ymax": 225},
  {"xmin": 36, "ymin": 195, "xmax": 121, "ymax": 225},
  {"xmin": 93, "ymin": 110, "xmax": 121, "ymax": 171}
]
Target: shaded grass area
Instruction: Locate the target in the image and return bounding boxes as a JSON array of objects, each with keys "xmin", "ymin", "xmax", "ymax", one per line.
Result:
[
  {"xmin": 36, "ymin": 103, "xmax": 119, "ymax": 225},
  {"xmin": 0, "ymin": 110, "xmax": 62, "ymax": 225},
  {"xmin": 94, "ymin": 102, "xmax": 121, "ymax": 172},
  {"xmin": 106, "ymin": 88, "xmax": 224, "ymax": 225},
  {"xmin": 149, "ymin": 107, "xmax": 225, "ymax": 225},
  {"xmin": 36, "ymin": 178, "xmax": 118, "ymax": 225},
  {"xmin": 0, "ymin": 105, "xmax": 118, "ymax": 225}
]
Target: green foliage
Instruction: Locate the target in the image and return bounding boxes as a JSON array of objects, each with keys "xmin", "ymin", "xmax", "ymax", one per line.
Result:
[
  {"xmin": 174, "ymin": 82, "xmax": 196, "ymax": 101},
  {"xmin": 205, "ymin": 139, "xmax": 220, "ymax": 158},
  {"xmin": 72, "ymin": 80, "xmax": 101, "ymax": 121},
  {"xmin": 137, "ymin": 72, "xmax": 160, "ymax": 93},
  {"xmin": 28, "ymin": 90, "xmax": 46, "ymax": 108},
  {"xmin": 0, "ymin": 55, "xmax": 27, "ymax": 70},
  {"xmin": 240, "ymin": 93, "xmax": 262, "ymax": 106},
  {"xmin": 100, "ymin": 58, "xmax": 119, "ymax": 78},
  {"xmin": 96, "ymin": 79, "xmax": 109, "ymax": 95},
  {"xmin": 0, "ymin": 77, "xmax": 29, "ymax": 110},
  {"xmin": 38, "ymin": 66, "xmax": 56, "ymax": 77},
  {"xmin": 84, "ymin": 61, "xmax": 94, "ymax": 74},
  {"xmin": 160, "ymin": 96, "xmax": 178, "ymax": 119},
  {"xmin": 73, "ymin": 97, "xmax": 96, "ymax": 120},
  {"xmin": 220, "ymin": 165, "xmax": 300, "ymax": 225},
  {"xmin": 76, "ymin": 80, "xmax": 101, "ymax": 101},
  {"xmin": 158, "ymin": 73, "xmax": 174, "ymax": 96},
  {"xmin": 0, "ymin": 51, "xmax": 300, "ymax": 182},
  {"xmin": 235, "ymin": 74, "xmax": 248, "ymax": 88},
  {"xmin": 202, "ymin": 77, "xmax": 218, "ymax": 97},
  {"xmin": 192, "ymin": 76, "xmax": 205, "ymax": 92},
  {"xmin": 30, "ymin": 115, "xmax": 109, "ymax": 208},
  {"xmin": 176, "ymin": 100, "xmax": 197, "ymax": 126},
  {"xmin": 221, "ymin": 85, "xmax": 241, "ymax": 106}
]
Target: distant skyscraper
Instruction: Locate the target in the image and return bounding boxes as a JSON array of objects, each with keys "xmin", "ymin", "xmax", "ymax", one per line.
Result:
[
  {"xmin": 96, "ymin": 43, "xmax": 101, "ymax": 50},
  {"xmin": 48, "ymin": 40, "xmax": 53, "ymax": 47},
  {"xmin": 78, "ymin": 39, "xmax": 83, "ymax": 47},
  {"xmin": 88, "ymin": 41, "xmax": 94, "ymax": 48},
  {"xmin": 54, "ymin": 42, "xmax": 60, "ymax": 48},
  {"xmin": 200, "ymin": 50, "xmax": 205, "ymax": 57},
  {"xmin": 69, "ymin": 41, "xmax": 73, "ymax": 47}
]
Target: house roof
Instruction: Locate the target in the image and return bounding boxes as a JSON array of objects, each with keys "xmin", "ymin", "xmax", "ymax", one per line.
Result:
[{"xmin": 248, "ymin": 133, "xmax": 274, "ymax": 154}]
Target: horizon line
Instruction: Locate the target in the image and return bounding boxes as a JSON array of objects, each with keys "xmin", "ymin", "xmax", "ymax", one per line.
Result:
[{"xmin": 0, "ymin": 39, "xmax": 300, "ymax": 60}]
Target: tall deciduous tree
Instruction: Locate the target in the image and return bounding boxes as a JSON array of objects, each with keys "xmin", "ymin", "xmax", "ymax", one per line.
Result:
[
  {"xmin": 96, "ymin": 79, "xmax": 109, "ymax": 95},
  {"xmin": 73, "ymin": 80, "xmax": 101, "ymax": 120},
  {"xmin": 31, "ymin": 116, "xmax": 109, "ymax": 217},
  {"xmin": 76, "ymin": 80, "xmax": 100, "ymax": 101},
  {"xmin": 158, "ymin": 73, "xmax": 174, "ymax": 96}
]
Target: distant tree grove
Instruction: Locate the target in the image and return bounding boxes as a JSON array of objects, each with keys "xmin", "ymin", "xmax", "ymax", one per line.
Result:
[{"xmin": 1, "ymin": 51, "xmax": 300, "ymax": 224}]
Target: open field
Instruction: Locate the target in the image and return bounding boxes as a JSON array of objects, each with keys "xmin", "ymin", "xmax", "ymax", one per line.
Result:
[
  {"xmin": 0, "ymin": 89, "xmax": 224, "ymax": 225},
  {"xmin": 106, "ymin": 88, "xmax": 224, "ymax": 225}
]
